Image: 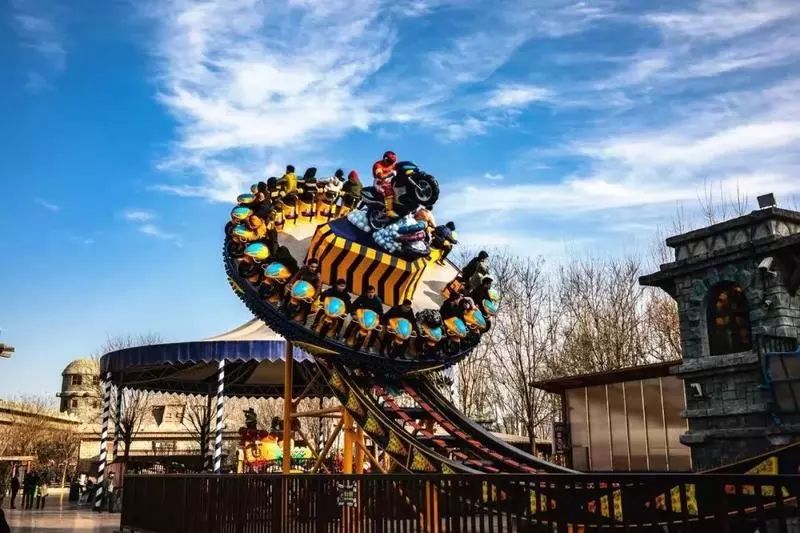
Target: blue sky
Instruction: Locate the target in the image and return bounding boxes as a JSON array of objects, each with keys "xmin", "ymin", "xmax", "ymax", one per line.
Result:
[{"xmin": 2, "ymin": 0, "xmax": 800, "ymax": 396}]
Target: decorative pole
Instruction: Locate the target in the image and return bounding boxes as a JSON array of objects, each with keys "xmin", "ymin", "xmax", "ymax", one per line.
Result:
[
  {"xmin": 282, "ymin": 341, "xmax": 294, "ymax": 474},
  {"xmin": 94, "ymin": 371, "xmax": 112, "ymax": 512},
  {"xmin": 213, "ymin": 359, "xmax": 226, "ymax": 474},
  {"xmin": 112, "ymin": 385, "xmax": 123, "ymax": 462}
]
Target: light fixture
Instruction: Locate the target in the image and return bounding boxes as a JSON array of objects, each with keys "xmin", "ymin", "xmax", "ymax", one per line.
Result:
[{"xmin": 757, "ymin": 193, "xmax": 777, "ymax": 209}]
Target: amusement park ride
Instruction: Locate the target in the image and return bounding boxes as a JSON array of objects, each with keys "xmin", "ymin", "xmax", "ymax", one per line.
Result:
[{"xmin": 223, "ymin": 155, "xmax": 573, "ymax": 475}]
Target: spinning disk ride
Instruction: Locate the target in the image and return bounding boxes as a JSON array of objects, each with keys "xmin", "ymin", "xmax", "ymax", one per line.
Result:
[{"xmin": 224, "ymin": 160, "xmax": 572, "ymax": 474}]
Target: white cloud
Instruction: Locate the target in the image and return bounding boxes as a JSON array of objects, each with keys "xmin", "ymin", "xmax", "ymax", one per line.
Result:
[
  {"xmin": 145, "ymin": 0, "xmax": 613, "ymax": 201},
  {"xmin": 138, "ymin": 224, "xmax": 181, "ymax": 242},
  {"xmin": 122, "ymin": 209, "xmax": 155, "ymax": 222},
  {"xmin": 11, "ymin": 1, "xmax": 66, "ymax": 91},
  {"xmin": 34, "ymin": 197, "xmax": 60, "ymax": 212},
  {"xmin": 120, "ymin": 208, "xmax": 181, "ymax": 244},
  {"xmin": 440, "ymin": 77, "xmax": 800, "ymax": 222},
  {"xmin": 484, "ymin": 172, "xmax": 504, "ymax": 181},
  {"xmin": 487, "ymin": 84, "xmax": 552, "ymax": 108}
]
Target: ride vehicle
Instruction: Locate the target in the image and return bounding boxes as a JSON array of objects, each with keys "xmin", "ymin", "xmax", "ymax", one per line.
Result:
[
  {"xmin": 359, "ymin": 161, "xmax": 440, "ymax": 230},
  {"xmin": 260, "ymin": 262, "xmax": 292, "ymax": 304},
  {"xmin": 313, "ymin": 296, "xmax": 348, "ymax": 339},
  {"xmin": 415, "ymin": 311, "xmax": 444, "ymax": 359},
  {"xmin": 382, "ymin": 317, "xmax": 415, "ymax": 358},
  {"xmin": 443, "ymin": 316, "xmax": 469, "ymax": 355},
  {"xmin": 284, "ymin": 280, "xmax": 317, "ymax": 323},
  {"xmin": 344, "ymin": 308, "xmax": 381, "ymax": 351}
]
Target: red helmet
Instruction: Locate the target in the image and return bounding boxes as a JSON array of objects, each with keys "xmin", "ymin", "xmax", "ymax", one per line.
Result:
[{"xmin": 382, "ymin": 151, "xmax": 397, "ymax": 164}]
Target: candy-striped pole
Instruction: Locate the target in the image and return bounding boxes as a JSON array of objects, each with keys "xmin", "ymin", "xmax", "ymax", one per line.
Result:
[
  {"xmin": 213, "ymin": 359, "xmax": 226, "ymax": 473},
  {"xmin": 94, "ymin": 371, "xmax": 112, "ymax": 511}
]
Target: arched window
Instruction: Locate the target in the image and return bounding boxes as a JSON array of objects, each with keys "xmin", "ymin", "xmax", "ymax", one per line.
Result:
[{"xmin": 707, "ymin": 282, "xmax": 752, "ymax": 355}]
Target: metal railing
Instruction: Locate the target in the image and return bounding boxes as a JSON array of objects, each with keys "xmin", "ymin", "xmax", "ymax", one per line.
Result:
[{"xmin": 121, "ymin": 473, "xmax": 800, "ymax": 532}]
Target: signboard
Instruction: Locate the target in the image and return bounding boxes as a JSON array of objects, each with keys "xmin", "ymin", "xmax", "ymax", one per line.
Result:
[
  {"xmin": 553, "ymin": 422, "xmax": 568, "ymax": 454},
  {"xmin": 336, "ymin": 480, "xmax": 358, "ymax": 507}
]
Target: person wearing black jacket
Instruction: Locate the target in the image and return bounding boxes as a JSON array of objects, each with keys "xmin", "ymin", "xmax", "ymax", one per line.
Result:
[
  {"xmin": 311, "ymin": 278, "xmax": 352, "ymax": 334},
  {"xmin": 10, "ymin": 475, "xmax": 20, "ymax": 509},
  {"xmin": 381, "ymin": 299, "xmax": 418, "ymax": 356},
  {"xmin": 432, "ymin": 222, "xmax": 457, "ymax": 265},
  {"xmin": 440, "ymin": 292, "xmax": 463, "ymax": 320},
  {"xmin": 344, "ymin": 286, "xmax": 383, "ymax": 340},
  {"xmin": 350, "ymin": 286, "xmax": 383, "ymax": 317}
]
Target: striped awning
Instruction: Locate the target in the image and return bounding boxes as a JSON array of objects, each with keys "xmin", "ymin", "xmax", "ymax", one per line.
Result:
[{"xmin": 99, "ymin": 320, "xmax": 322, "ymax": 397}]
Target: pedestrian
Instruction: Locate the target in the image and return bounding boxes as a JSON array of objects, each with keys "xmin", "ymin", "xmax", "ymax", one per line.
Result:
[
  {"xmin": 0, "ymin": 508, "xmax": 11, "ymax": 533},
  {"xmin": 10, "ymin": 475, "xmax": 20, "ymax": 509},
  {"xmin": 23, "ymin": 470, "xmax": 38, "ymax": 509},
  {"xmin": 36, "ymin": 478, "xmax": 49, "ymax": 509},
  {"xmin": 105, "ymin": 472, "xmax": 116, "ymax": 513}
]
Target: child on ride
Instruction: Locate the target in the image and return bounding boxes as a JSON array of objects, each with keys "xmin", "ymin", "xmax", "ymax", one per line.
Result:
[{"xmin": 372, "ymin": 151, "xmax": 398, "ymax": 217}]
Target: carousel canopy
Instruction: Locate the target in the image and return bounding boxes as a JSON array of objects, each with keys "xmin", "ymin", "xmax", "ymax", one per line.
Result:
[{"xmin": 99, "ymin": 319, "xmax": 322, "ymax": 398}]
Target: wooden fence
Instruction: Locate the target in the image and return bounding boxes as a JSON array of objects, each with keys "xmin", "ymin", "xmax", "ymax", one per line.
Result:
[{"xmin": 121, "ymin": 473, "xmax": 800, "ymax": 532}]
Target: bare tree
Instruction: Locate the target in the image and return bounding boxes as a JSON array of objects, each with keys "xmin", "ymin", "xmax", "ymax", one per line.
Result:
[
  {"xmin": 181, "ymin": 396, "xmax": 214, "ymax": 462},
  {"xmin": 111, "ymin": 388, "xmax": 151, "ymax": 462},
  {"xmin": 94, "ymin": 333, "xmax": 163, "ymax": 462},
  {"xmin": 556, "ymin": 256, "xmax": 652, "ymax": 374},
  {"xmin": 478, "ymin": 252, "xmax": 560, "ymax": 451}
]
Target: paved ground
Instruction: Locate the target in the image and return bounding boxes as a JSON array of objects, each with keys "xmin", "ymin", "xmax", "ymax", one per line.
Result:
[{"xmin": 3, "ymin": 493, "xmax": 119, "ymax": 533}]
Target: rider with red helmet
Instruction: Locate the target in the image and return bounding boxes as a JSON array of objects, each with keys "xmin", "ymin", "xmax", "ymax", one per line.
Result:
[{"xmin": 372, "ymin": 150, "xmax": 398, "ymax": 217}]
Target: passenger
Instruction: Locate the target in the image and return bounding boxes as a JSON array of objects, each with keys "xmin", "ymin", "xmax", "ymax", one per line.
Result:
[
  {"xmin": 431, "ymin": 222, "xmax": 458, "ymax": 265},
  {"xmin": 469, "ymin": 276, "xmax": 494, "ymax": 317},
  {"xmin": 317, "ymin": 169, "xmax": 346, "ymax": 216},
  {"xmin": 344, "ymin": 285, "xmax": 384, "ymax": 340},
  {"xmin": 462, "ymin": 250, "xmax": 489, "ymax": 291},
  {"xmin": 383, "ymin": 299, "xmax": 417, "ymax": 326},
  {"xmin": 299, "ymin": 167, "xmax": 318, "ymax": 215},
  {"xmin": 439, "ymin": 292, "xmax": 463, "ymax": 320},
  {"xmin": 311, "ymin": 278, "xmax": 352, "ymax": 335},
  {"xmin": 351, "ymin": 285, "xmax": 384, "ymax": 317},
  {"xmin": 287, "ymin": 257, "xmax": 322, "ymax": 295},
  {"xmin": 278, "ymin": 165, "xmax": 298, "ymax": 195},
  {"xmin": 238, "ymin": 256, "xmax": 262, "ymax": 285},
  {"xmin": 246, "ymin": 215, "xmax": 268, "ymax": 241},
  {"xmin": 272, "ymin": 245, "xmax": 299, "ymax": 275},
  {"xmin": 381, "ymin": 298, "xmax": 417, "ymax": 355}
]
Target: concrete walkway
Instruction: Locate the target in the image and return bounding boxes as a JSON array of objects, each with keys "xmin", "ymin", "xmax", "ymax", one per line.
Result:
[{"xmin": 3, "ymin": 493, "xmax": 119, "ymax": 533}]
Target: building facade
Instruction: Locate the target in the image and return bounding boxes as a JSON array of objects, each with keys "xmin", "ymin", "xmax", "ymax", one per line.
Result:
[
  {"xmin": 534, "ymin": 361, "xmax": 692, "ymax": 472},
  {"xmin": 641, "ymin": 206, "xmax": 800, "ymax": 470}
]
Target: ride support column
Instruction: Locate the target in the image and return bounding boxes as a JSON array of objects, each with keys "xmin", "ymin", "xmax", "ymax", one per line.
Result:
[
  {"xmin": 94, "ymin": 371, "xmax": 112, "ymax": 512},
  {"xmin": 213, "ymin": 359, "xmax": 226, "ymax": 473},
  {"xmin": 342, "ymin": 410, "xmax": 354, "ymax": 474}
]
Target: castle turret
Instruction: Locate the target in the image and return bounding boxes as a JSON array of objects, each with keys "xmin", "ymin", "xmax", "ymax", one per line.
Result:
[
  {"xmin": 58, "ymin": 358, "xmax": 101, "ymax": 421},
  {"xmin": 641, "ymin": 206, "xmax": 800, "ymax": 469}
]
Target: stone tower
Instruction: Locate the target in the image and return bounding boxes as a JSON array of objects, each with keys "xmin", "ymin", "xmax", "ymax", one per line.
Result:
[
  {"xmin": 58, "ymin": 358, "xmax": 102, "ymax": 421},
  {"xmin": 641, "ymin": 206, "xmax": 800, "ymax": 470}
]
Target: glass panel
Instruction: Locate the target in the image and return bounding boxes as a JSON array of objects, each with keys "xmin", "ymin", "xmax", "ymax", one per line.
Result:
[
  {"xmin": 625, "ymin": 381, "xmax": 648, "ymax": 471},
  {"xmin": 643, "ymin": 378, "xmax": 667, "ymax": 471},
  {"xmin": 707, "ymin": 283, "xmax": 752, "ymax": 355},
  {"xmin": 607, "ymin": 383, "xmax": 629, "ymax": 471},
  {"xmin": 587, "ymin": 385, "xmax": 611, "ymax": 471},
  {"xmin": 661, "ymin": 376, "xmax": 691, "ymax": 471},
  {"xmin": 566, "ymin": 388, "xmax": 589, "ymax": 470}
]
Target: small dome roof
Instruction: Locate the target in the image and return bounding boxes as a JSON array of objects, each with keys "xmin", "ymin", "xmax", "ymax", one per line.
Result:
[{"xmin": 62, "ymin": 358, "xmax": 99, "ymax": 376}]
